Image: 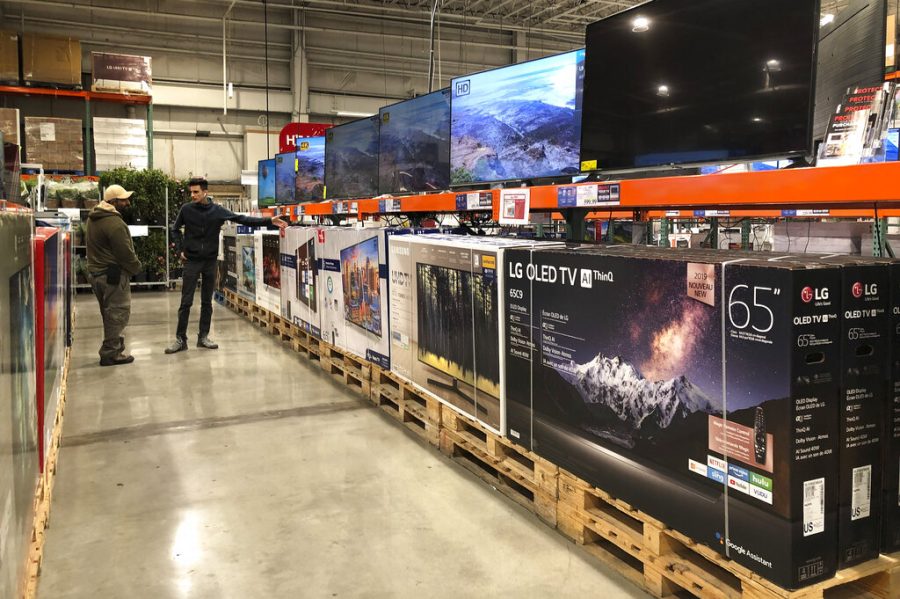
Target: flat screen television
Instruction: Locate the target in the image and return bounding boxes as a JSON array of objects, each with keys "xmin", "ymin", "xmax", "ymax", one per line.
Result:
[
  {"xmin": 580, "ymin": 0, "xmax": 820, "ymax": 172},
  {"xmin": 325, "ymin": 116, "xmax": 380, "ymax": 200},
  {"xmin": 296, "ymin": 237, "xmax": 317, "ymax": 312},
  {"xmin": 295, "ymin": 137, "xmax": 326, "ymax": 202},
  {"xmin": 340, "ymin": 236, "xmax": 381, "ymax": 336},
  {"xmin": 415, "ymin": 263, "xmax": 499, "ymax": 399},
  {"xmin": 814, "ymin": 0, "xmax": 886, "ymax": 144},
  {"xmin": 379, "ymin": 89, "xmax": 451, "ymax": 194},
  {"xmin": 450, "ymin": 49, "xmax": 585, "ymax": 185},
  {"xmin": 262, "ymin": 234, "xmax": 280, "ymax": 289},
  {"xmin": 258, "ymin": 158, "xmax": 276, "ymax": 208},
  {"xmin": 275, "ymin": 152, "xmax": 295, "ymax": 205}
]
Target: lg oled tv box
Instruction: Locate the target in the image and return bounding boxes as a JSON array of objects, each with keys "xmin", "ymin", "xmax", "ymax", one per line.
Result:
[
  {"xmin": 255, "ymin": 230, "xmax": 281, "ymax": 314},
  {"xmin": 389, "ymin": 235, "xmax": 560, "ymax": 435},
  {"xmin": 504, "ymin": 246, "xmax": 842, "ymax": 589},
  {"xmin": 280, "ymin": 226, "xmax": 321, "ymax": 337},
  {"xmin": 236, "ymin": 231, "xmax": 256, "ymax": 301},
  {"xmin": 885, "ymin": 260, "xmax": 900, "ymax": 552}
]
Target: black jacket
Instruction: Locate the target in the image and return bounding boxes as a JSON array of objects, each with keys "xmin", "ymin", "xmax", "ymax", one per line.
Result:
[{"xmin": 172, "ymin": 199, "xmax": 272, "ymax": 261}]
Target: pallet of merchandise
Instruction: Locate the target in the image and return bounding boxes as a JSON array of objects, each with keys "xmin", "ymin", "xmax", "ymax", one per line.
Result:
[
  {"xmin": 439, "ymin": 405, "xmax": 558, "ymax": 528},
  {"xmin": 319, "ymin": 343, "xmax": 370, "ymax": 398},
  {"xmin": 370, "ymin": 366, "xmax": 441, "ymax": 446},
  {"xmin": 556, "ymin": 469, "xmax": 900, "ymax": 599}
]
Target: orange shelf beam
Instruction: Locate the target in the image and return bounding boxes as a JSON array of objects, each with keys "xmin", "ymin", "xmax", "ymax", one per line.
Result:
[{"xmin": 0, "ymin": 85, "xmax": 151, "ymax": 104}]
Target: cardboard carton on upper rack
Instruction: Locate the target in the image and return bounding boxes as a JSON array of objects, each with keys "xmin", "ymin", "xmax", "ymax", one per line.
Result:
[{"xmin": 21, "ymin": 33, "xmax": 81, "ymax": 89}]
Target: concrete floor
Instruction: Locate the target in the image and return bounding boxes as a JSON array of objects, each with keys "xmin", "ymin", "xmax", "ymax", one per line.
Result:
[{"xmin": 39, "ymin": 291, "xmax": 646, "ymax": 598}]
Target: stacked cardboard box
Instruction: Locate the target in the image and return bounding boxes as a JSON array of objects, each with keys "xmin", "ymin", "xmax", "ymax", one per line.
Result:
[
  {"xmin": 255, "ymin": 231, "xmax": 282, "ymax": 315},
  {"xmin": 280, "ymin": 227, "xmax": 322, "ymax": 337},
  {"xmin": 21, "ymin": 34, "xmax": 81, "ymax": 89},
  {"xmin": 24, "ymin": 117, "xmax": 83, "ymax": 172},
  {"xmin": 0, "ymin": 30, "xmax": 18, "ymax": 84},
  {"xmin": 92, "ymin": 117, "xmax": 148, "ymax": 171},
  {"xmin": 0, "ymin": 108, "xmax": 20, "ymax": 146},
  {"xmin": 91, "ymin": 52, "xmax": 152, "ymax": 95}
]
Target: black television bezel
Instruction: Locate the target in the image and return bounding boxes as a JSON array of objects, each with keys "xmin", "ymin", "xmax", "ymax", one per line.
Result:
[
  {"xmin": 339, "ymin": 234, "xmax": 383, "ymax": 337},
  {"xmin": 578, "ymin": 0, "xmax": 822, "ymax": 175},
  {"xmin": 324, "ymin": 116, "xmax": 381, "ymax": 201},
  {"xmin": 448, "ymin": 48, "xmax": 586, "ymax": 188}
]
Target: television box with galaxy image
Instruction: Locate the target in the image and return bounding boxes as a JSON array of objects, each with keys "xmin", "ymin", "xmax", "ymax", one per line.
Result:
[
  {"xmin": 389, "ymin": 234, "xmax": 561, "ymax": 435},
  {"xmin": 279, "ymin": 226, "xmax": 321, "ymax": 338},
  {"xmin": 504, "ymin": 245, "xmax": 842, "ymax": 589},
  {"xmin": 254, "ymin": 231, "xmax": 281, "ymax": 314}
]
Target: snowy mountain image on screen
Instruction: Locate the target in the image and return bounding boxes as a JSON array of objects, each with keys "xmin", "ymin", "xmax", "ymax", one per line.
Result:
[{"xmin": 557, "ymin": 354, "xmax": 716, "ymax": 447}]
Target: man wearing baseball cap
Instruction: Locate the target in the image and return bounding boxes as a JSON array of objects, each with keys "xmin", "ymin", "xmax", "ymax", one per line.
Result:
[{"xmin": 85, "ymin": 184, "xmax": 143, "ymax": 366}]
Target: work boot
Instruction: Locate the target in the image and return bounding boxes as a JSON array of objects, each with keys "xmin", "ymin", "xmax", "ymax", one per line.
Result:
[
  {"xmin": 197, "ymin": 336, "xmax": 219, "ymax": 350},
  {"xmin": 165, "ymin": 337, "xmax": 188, "ymax": 354},
  {"xmin": 99, "ymin": 354, "xmax": 135, "ymax": 367}
]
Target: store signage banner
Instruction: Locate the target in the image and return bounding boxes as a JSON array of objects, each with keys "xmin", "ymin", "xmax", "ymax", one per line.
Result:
[{"xmin": 279, "ymin": 123, "xmax": 332, "ymax": 153}]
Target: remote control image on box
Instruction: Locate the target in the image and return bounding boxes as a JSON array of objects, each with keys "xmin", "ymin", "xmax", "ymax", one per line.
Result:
[{"xmin": 754, "ymin": 406, "xmax": 767, "ymax": 465}]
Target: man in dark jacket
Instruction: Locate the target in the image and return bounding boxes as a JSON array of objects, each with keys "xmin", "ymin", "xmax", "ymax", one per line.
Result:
[
  {"xmin": 86, "ymin": 184, "xmax": 143, "ymax": 366},
  {"xmin": 165, "ymin": 177, "xmax": 287, "ymax": 353}
]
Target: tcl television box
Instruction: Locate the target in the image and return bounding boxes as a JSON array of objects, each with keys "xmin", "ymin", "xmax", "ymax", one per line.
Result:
[
  {"xmin": 504, "ymin": 246, "xmax": 842, "ymax": 589},
  {"xmin": 34, "ymin": 227, "xmax": 65, "ymax": 473},
  {"xmin": 236, "ymin": 231, "xmax": 256, "ymax": 301},
  {"xmin": 0, "ymin": 211, "xmax": 39, "ymax": 599},
  {"xmin": 255, "ymin": 230, "xmax": 281, "ymax": 314},
  {"xmin": 280, "ymin": 226, "xmax": 321, "ymax": 337},
  {"xmin": 222, "ymin": 223, "xmax": 238, "ymax": 293},
  {"xmin": 318, "ymin": 228, "xmax": 390, "ymax": 368},
  {"xmin": 389, "ymin": 235, "xmax": 559, "ymax": 434}
]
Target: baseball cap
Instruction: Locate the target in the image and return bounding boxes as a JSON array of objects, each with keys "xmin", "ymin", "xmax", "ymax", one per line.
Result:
[{"xmin": 104, "ymin": 184, "xmax": 134, "ymax": 202}]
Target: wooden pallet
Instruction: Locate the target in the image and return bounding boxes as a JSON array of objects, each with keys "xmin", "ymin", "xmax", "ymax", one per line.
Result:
[
  {"xmin": 439, "ymin": 405, "xmax": 558, "ymax": 528},
  {"xmin": 289, "ymin": 328, "xmax": 322, "ymax": 362},
  {"xmin": 319, "ymin": 345, "xmax": 370, "ymax": 398},
  {"xmin": 370, "ymin": 366, "xmax": 441, "ymax": 446},
  {"xmin": 266, "ymin": 313, "xmax": 295, "ymax": 342},
  {"xmin": 557, "ymin": 470, "xmax": 900, "ymax": 599}
]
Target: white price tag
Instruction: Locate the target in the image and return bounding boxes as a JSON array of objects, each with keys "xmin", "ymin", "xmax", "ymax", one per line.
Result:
[{"xmin": 40, "ymin": 122, "xmax": 56, "ymax": 142}]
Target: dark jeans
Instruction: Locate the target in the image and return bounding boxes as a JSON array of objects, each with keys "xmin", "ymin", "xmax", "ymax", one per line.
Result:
[
  {"xmin": 90, "ymin": 273, "xmax": 131, "ymax": 360},
  {"xmin": 177, "ymin": 258, "xmax": 217, "ymax": 340}
]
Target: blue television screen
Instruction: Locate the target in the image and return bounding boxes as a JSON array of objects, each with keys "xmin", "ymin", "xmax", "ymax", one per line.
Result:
[
  {"xmin": 450, "ymin": 49, "xmax": 584, "ymax": 185},
  {"xmin": 379, "ymin": 89, "xmax": 451, "ymax": 194},
  {"xmin": 325, "ymin": 116, "xmax": 379, "ymax": 200},
  {"xmin": 295, "ymin": 137, "xmax": 326, "ymax": 202},
  {"xmin": 275, "ymin": 152, "xmax": 295, "ymax": 205},
  {"xmin": 257, "ymin": 158, "xmax": 276, "ymax": 208}
]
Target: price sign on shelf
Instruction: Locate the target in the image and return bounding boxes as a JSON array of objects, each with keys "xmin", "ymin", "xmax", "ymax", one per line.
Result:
[
  {"xmin": 379, "ymin": 199, "xmax": 402, "ymax": 213},
  {"xmin": 557, "ymin": 184, "xmax": 621, "ymax": 208},
  {"xmin": 455, "ymin": 191, "xmax": 493, "ymax": 211},
  {"xmin": 498, "ymin": 188, "xmax": 531, "ymax": 225}
]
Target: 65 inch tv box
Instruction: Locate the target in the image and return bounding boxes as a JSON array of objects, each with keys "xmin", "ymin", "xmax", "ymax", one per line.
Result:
[{"xmin": 504, "ymin": 245, "xmax": 842, "ymax": 589}]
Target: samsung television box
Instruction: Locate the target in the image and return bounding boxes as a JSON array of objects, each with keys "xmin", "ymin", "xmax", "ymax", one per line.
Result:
[
  {"xmin": 235, "ymin": 229, "xmax": 256, "ymax": 301},
  {"xmin": 34, "ymin": 227, "xmax": 64, "ymax": 472},
  {"xmin": 255, "ymin": 230, "xmax": 282, "ymax": 314},
  {"xmin": 389, "ymin": 234, "xmax": 559, "ymax": 435},
  {"xmin": 280, "ymin": 226, "xmax": 321, "ymax": 337},
  {"xmin": 0, "ymin": 210, "xmax": 39, "ymax": 599},
  {"xmin": 504, "ymin": 246, "xmax": 842, "ymax": 589}
]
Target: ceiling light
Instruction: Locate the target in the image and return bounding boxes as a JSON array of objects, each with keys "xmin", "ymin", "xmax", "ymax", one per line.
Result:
[
  {"xmin": 752, "ymin": 117, "xmax": 763, "ymax": 123},
  {"xmin": 820, "ymin": 13, "xmax": 834, "ymax": 26},
  {"xmin": 632, "ymin": 16, "xmax": 650, "ymax": 32},
  {"xmin": 766, "ymin": 59, "xmax": 781, "ymax": 70},
  {"xmin": 333, "ymin": 110, "xmax": 375, "ymax": 118},
  {"xmin": 656, "ymin": 85, "xmax": 669, "ymax": 97}
]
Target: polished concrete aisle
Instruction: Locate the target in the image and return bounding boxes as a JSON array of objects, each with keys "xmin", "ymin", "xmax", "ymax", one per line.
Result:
[{"xmin": 39, "ymin": 291, "xmax": 645, "ymax": 598}]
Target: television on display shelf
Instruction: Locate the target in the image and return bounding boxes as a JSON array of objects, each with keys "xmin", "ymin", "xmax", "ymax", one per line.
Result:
[
  {"xmin": 378, "ymin": 89, "xmax": 451, "ymax": 194},
  {"xmin": 449, "ymin": 48, "xmax": 585, "ymax": 186},
  {"xmin": 579, "ymin": 0, "xmax": 820, "ymax": 173},
  {"xmin": 324, "ymin": 116, "xmax": 380, "ymax": 200},
  {"xmin": 340, "ymin": 235, "xmax": 381, "ymax": 336},
  {"xmin": 257, "ymin": 158, "xmax": 276, "ymax": 208},
  {"xmin": 415, "ymin": 263, "xmax": 499, "ymax": 404},
  {"xmin": 274, "ymin": 152, "xmax": 296, "ymax": 205},
  {"xmin": 294, "ymin": 136, "xmax": 326, "ymax": 202},
  {"xmin": 296, "ymin": 237, "xmax": 317, "ymax": 312}
]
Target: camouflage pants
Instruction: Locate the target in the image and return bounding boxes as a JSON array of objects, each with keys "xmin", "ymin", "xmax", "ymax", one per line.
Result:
[{"xmin": 90, "ymin": 272, "xmax": 132, "ymax": 360}]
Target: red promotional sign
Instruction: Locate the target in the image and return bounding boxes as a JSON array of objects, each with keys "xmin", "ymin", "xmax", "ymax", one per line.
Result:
[{"xmin": 279, "ymin": 123, "xmax": 332, "ymax": 153}]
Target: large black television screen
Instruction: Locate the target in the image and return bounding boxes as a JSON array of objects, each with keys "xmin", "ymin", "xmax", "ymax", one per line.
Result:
[
  {"xmin": 450, "ymin": 49, "xmax": 585, "ymax": 185},
  {"xmin": 379, "ymin": 89, "xmax": 451, "ymax": 194},
  {"xmin": 415, "ymin": 264, "xmax": 499, "ymax": 397},
  {"xmin": 580, "ymin": 0, "xmax": 820, "ymax": 172},
  {"xmin": 325, "ymin": 116, "xmax": 379, "ymax": 200}
]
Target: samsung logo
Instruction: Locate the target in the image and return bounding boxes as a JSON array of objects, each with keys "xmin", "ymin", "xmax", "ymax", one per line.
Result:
[{"xmin": 392, "ymin": 246, "xmax": 410, "ymax": 256}]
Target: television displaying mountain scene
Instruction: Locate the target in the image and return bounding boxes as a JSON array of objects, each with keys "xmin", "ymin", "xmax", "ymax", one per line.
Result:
[
  {"xmin": 275, "ymin": 152, "xmax": 295, "ymax": 205},
  {"xmin": 295, "ymin": 137, "xmax": 326, "ymax": 202},
  {"xmin": 325, "ymin": 116, "xmax": 380, "ymax": 200},
  {"xmin": 258, "ymin": 158, "xmax": 276, "ymax": 208},
  {"xmin": 450, "ymin": 48, "xmax": 584, "ymax": 185},
  {"xmin": 296, "ymin": 237, "xmax": 317, "ymax": 312},
  {"xmin": 416, "ymin": 263, "xmax": 499, "ymax": 398},
  {"xmin": 262, "ymin": 235, "xmax": 280, "ymax": 290},
  {"xmin": 379, "ymin": 89, "xmax": 451, "ymax": 194},
  {"xmin": 340, "ymin": 236, "xmax": 381, "ymax": 336}
]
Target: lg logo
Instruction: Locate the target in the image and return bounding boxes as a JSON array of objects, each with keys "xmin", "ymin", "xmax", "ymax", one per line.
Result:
[
  {"xmin": 851, "ymin": 282, "xmax": 878, "ymax": 299},
  {"xmin": 801, "ymin": 286, "xmax": 828, "ymax": 303}
]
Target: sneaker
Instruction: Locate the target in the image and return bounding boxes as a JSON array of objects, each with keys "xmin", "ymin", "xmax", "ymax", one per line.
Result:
[
  {"xmin": 99, "ymin": 354, "xmax": 135, "ymax": 367},
  {"xmin": 197, "ymin": 337, "xmax": 219, "ymax": 350},
  {"xmin": 165, "ymin": 338, "xmax": 188, "ymax": 354}
]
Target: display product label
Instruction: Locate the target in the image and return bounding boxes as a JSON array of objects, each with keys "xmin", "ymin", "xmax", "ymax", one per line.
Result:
[
  {"xmin": 851, "ymin": 465, "xmax": 872, "ymax": 520},
  {"xmin": 804, "ymin": 478, "xmax": 825, "ymax": 536},
  {"xmin": 455, "ymin": 192, "xmax": 493, "ymax": 211},
  {"xmin": 499, "ymin": 189, "xmax": 530, "ymax": 225},
  {"xmin": 379, "ymin": 199, "xmax": 402, "ymax": 213},
  {"xmin": 557, "ymin": 184, "xmax": 620, "ymax": 208},
  {"xmin": 39, "ymin": 122, "xmax": 55, "ymax": 142}
]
